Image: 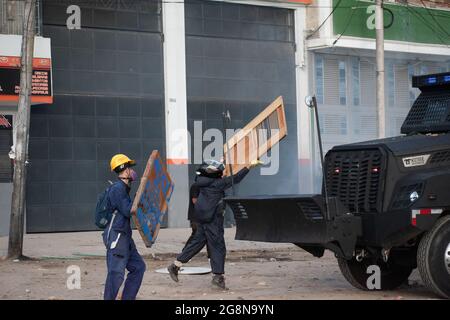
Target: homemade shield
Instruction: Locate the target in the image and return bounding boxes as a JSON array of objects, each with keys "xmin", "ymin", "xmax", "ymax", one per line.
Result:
[{"xmin": 131, "ymin": 150, "xmax": 174, "ymax": 248}]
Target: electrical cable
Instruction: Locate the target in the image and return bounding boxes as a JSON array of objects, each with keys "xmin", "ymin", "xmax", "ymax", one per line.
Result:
[
  {"xmin": 419, "ymin": 0, "xmax": 450, "ymax": 39},
  {"xmin": 405, "ymin": 2, "xmax": 449, "ymax": 48},
  {"xmin": 306, "ymin": 0, "xmax": 342, "ymax": 40},
  {"xmin": 331, "ymin": 4, "xmax": 393, "ymax": 47},
  {"xmin": 39, "ymin": 0, "xmax": 365, "ymax": 8},
  {"xmin": 332, "ymin": 5, "xmax": 356, "ymax": 46}
]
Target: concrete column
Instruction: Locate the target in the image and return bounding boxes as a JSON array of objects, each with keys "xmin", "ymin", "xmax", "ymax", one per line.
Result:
[
  {"xmin": 162, "ymin": 0, "xmax": 190, "ymax": 228},
  {"xmin": 318, "ymin": 0, "xmax": 333, "ymax": 42},
  {"xmin": 295, "ymin": 7, "xmax": 314, "ymax": 194}
]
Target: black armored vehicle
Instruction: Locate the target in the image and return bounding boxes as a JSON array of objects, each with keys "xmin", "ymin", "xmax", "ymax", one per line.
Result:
[{"xmin": 225, "ymin": 72, "xmax": 450, "ymax": 298}]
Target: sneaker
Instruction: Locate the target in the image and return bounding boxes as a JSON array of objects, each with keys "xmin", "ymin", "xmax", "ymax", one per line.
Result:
[
  {"xmin": 211, "ymin": 274, "xmax": 227, "ymax": 290},
  {"xmin": 167, "ymin": 263, "xmax": 180, "ymax": 282}
]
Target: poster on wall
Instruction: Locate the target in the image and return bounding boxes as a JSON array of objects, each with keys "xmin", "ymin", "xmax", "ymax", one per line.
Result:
[{"xmin": 0, "ymin": 56, "xmax": 53, "ymax": 105}]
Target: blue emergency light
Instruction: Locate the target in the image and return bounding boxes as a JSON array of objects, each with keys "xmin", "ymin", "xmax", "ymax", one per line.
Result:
[
  {"xmin": 427, "ymin": 77, "xmax": 437, "ymax": 84},
  {"xmin": 413, "ymin": 72, "xmax": 450, "ymax": 88}
]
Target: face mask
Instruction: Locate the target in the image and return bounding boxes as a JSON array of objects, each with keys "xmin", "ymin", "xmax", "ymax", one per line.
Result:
[{"xmin": 129, "ymin": 169, "xmax": 138, "ymax": 182}]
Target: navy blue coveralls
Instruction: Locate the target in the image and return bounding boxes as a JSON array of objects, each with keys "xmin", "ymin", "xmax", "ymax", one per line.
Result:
[
  {"xmin": 182, "ymin": 183, "xmax": 200, "ymax": 249},
  {"xmin": 177, "ymin": 167, "xmax": 249, "ymax": 274},
  {"xmin": 103, "ymin": 179, "xmax": 146, "ymax": 300}
]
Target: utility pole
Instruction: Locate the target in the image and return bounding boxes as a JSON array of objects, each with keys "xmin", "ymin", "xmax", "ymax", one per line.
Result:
[
  {"xmin": 8, "ymin": 0, "xmax": 36, "ymax": 260},
  {"xmin": 376, "ymin": 0, "xmax": 385, "ymax": 139}
]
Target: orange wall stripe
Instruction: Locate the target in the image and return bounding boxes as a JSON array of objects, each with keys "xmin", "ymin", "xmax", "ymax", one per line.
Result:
[
  {"xmin": 0, "ymin": 95, "xmax": 53, "ymax": 104},
  {"xmin": 167, "ymin": 158, "xmax": 189, "ymax": 165},
  {"xmin": 285, "ymin": 0, "xmax": 312, "ymax": 4}
]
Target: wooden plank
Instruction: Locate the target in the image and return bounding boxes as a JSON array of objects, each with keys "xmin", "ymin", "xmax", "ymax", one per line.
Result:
[
  {"xmin": 223, "ymin": 96, "xmax": 287, "ymax": 175},
  {"xmin": 130, "ymin": 150, "xmax": 174, "ymax": 248}
]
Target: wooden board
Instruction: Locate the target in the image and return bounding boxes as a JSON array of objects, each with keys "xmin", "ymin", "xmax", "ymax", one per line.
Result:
[
  {"xmin": 131, "ymin": 150, "xmax": 174, "ymax": 248},
  {"xmin": 223, "ymin": 96, "xmax": 287, "ymax": 176}
]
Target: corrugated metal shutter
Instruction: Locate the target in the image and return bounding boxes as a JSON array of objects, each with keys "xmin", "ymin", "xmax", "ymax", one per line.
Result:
[
  {"xmin": 324, "ymin": 58, "xmax": 339, "ymax": 106},
  {"xmin": 185, "ymin": 1, "xmax": 298, "ymax": 199},
  {"xmin": 395, "ymin": 64, "xmax": 410, "ymax": 109},
  {"xmin": 351, "ymin": 58, "xmax": 377, "ymax": 141},
  {"xmin": 317, "ymin": 56, "xmax": 348, "ymax": 143},
  {"xmin": 360, "ymin": 59, "xmax": 375, "ymax": 107},
  {"xmin": 389, "ymin": 64, "xmax": 410, "ymax": 136},
  {"xmin": 28, "ymin": 0, "xmax": 165, "ymax": 232},
  {"xmin": 358, "ymin": 115, "xmax": 378, "ymax": 137},
  {"xmin": 185, "ymin": 1, "xmax": 298, "ymax": 224},
  {"xmin": 0, "ymin": 130, "xmax": 13, "ymax": 182}
]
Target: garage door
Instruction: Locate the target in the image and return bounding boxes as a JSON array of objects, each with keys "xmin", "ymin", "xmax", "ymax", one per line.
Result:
[
  {"xmin": 185, "ymin": 1, "xmax": 298, "ymax": 225},
  {"xmin": 27, "ymin": 0, "xmax": 165, "ymax": 232}
]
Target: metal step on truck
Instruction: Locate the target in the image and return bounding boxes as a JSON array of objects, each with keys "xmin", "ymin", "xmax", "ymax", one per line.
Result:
[{"xmin": 224, "ymin": 72, "xmax": 450, "ymax": 299}]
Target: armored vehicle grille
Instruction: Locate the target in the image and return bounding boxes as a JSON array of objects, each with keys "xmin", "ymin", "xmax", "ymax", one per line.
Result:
[
  {"xmin": 296, "ymin": 200, "xmax": 323, "ymax": 221},
  {"xmin": 430, "ymin": 150, "xmax": 450, "ymax": 164},
  {"xmin": 401, "ymin": 91, "xmax": 450, "ymax": 134},
  {"xmin": 325, "ymin": 149, "xmax": 384, "ymax": 214}
]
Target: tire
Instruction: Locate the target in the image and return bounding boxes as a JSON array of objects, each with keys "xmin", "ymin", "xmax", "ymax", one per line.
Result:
[
  {"xmin": 337, "ymin": 255, "xmax": 413, "ymax": 291},
  {"xmin": 417, "ymin": 215, "xmax": 450, "ymax": 299}
]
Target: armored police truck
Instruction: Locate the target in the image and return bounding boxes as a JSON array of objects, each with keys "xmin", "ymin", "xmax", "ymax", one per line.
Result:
[{"xmin": 225, "ymin": 72, "xmax": 450, "ymax": 299}]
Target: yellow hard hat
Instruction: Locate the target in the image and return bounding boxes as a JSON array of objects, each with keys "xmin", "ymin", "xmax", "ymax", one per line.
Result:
[{"xmin": 110, "ymin": 154, "xmax": 136, "ymax": 172}]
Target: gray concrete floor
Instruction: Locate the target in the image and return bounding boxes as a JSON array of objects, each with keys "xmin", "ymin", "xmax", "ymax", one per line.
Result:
[
  {"xmin": 0, "ymin": 227, "xmax": 292, "ymax": 259},
  {"xmin": 0, "ymin": 228, "xmax": 440, "ymax": 300}
]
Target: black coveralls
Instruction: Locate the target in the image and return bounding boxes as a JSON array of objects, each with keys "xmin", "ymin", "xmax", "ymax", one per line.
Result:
[
  {"xmin": 182, "ymin": 183, "xmax": 201, "ymax": 250},
  {"xmin": 176, "ymin": 167, "xmax": 249, "ymax": 274}
]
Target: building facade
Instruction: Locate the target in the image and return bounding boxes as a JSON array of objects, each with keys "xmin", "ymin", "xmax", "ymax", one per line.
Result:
[
  {"xmin": 0, "ymin": 0, "xmax": 449, "ymax": 235},
  {"xmin": 305, "ymin": 0, "xmax": 450, "ymax": 191}
]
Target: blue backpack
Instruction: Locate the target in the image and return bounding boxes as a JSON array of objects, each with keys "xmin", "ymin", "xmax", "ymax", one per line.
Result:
[{"xmin": 94, "ymin": 184, "xmax": 113, "ymax": 229}]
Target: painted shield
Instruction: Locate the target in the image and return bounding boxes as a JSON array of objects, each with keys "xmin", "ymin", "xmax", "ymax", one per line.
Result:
[{"xmin": 131, "ymin": 150, "xmax": 174, "ymax": 248}]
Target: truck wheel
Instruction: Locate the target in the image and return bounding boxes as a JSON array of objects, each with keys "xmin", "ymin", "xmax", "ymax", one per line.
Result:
[
  {"xmin": 417, "ymin": 215, "xmax": 450, "ymax": 299},
  {"xmin": 337, "ymin": 256, "xmax": 413, "ymax": 290}
]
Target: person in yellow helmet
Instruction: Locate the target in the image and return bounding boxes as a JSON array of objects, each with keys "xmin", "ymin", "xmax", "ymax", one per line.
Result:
[{"xmin": 103, "ymin": 154, "xmax": 146, "ymax": 300}]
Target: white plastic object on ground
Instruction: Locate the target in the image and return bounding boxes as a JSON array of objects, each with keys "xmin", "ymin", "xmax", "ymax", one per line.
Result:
[{"xmin": 155, "ymin": 266, "xmax": 212, "ymax": 275}]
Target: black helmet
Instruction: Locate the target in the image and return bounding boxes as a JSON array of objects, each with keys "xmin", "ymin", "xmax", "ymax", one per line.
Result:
[{"xmin": 196, "ymin": 159, "xmax": 225, "ymax": 178}]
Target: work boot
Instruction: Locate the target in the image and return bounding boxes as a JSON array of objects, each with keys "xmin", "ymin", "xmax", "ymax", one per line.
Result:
[
  {"xmin": 167, "ymin": 263, "xmax": 180, "ymax": 282},
  {"xmin": 211, "ymin": 274, "xmax": 227, "ymax": 290}
]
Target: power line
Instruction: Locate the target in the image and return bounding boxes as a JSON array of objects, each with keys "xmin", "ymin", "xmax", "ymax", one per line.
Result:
[
  {"xmin": 332, "ymin": 6, "xmax": 356, "ymax": 46},
  {"xmin": 38, "ymin": 0, "xmax": 361, "ymax": 8},
  {"xmin": 419, "ymin": 0, "xmax": 450, "ymax": 39},
  {"xmin": 34, "ymin": 0, "xmax": 450, "ymax": 14},
  {"xmin": 405, "ymin": 2, "xmax": 449, "ymax": 47}
]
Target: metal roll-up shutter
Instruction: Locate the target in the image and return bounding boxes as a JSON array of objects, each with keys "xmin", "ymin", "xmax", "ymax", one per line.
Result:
[
  {"xmin": 317, "ymin": 55, "xmax": 349, "ymax": 152},
  {"xmin": 27, "ymin": 0, "xmax": 165, "ymax": 232},
  {"xmin": 390, "ymin": 64, "xmax": 411, "ymax": 136},
  {"xmin": 0, "ymin": 128, "xmax": 13, "ymax": 183},
  {"xmin": 323, "ymin": 58, "xmax": 340, "ymax": 106},
  {"xmin": 356, "ymin": 58, "xmax": 377, "ymax": 139},
  {"xmin": 185, "ymin": 0, "xmax": 298, "ymax": 225}
]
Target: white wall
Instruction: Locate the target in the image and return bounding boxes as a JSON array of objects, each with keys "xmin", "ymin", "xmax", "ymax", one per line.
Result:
[
  {"xmin": 162, "ymin": 0, "xmax": 190, "ymax": 227},
  {"xmin": 0, "ymin": 183, "xmax": 12, "ymax": 237}
]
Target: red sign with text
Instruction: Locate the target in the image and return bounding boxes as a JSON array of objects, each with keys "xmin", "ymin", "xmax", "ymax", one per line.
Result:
[{"xmin": 0, "ymin": 56, "xmax": 53, "ymax": 104}]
